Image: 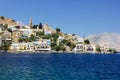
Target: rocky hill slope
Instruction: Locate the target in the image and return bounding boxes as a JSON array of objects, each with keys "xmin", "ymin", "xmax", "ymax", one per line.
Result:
[
  {"xmin": 87, "ymin": 33, "xmax": 120, "ymax": 51},
  {"xmin": 0, "ymin": 16, "xmax": 17, "ymax": 26}
]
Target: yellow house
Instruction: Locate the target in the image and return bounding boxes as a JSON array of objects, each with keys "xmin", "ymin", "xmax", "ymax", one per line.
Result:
[{"xmin": 12, "ymin": 30, "xmax": 22, "ymax": 42}]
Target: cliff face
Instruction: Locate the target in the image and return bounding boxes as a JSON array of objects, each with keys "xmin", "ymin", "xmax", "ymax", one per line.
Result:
[
  {"xmin": 0, "ymin": 16, "xmax": 17, "ymax": 26},
  {"xmin": 87, "ymin": 33, "xmax": 120, "ymax": 51}
]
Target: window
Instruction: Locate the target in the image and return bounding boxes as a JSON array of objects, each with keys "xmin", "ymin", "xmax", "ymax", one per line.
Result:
[{"xmin": 76, "ymin": 46, "xmax": 79, "ymax": 49}]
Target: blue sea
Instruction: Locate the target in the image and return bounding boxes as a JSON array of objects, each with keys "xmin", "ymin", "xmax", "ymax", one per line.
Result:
[{"xmin": 0, "ymin": 53, "xmax": 120, "ymax": 80}]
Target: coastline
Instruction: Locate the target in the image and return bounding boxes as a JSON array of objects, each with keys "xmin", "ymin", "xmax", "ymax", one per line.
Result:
[{"xmin": 0, "ymin": 50, "xmax": 117, "ymax": 54}]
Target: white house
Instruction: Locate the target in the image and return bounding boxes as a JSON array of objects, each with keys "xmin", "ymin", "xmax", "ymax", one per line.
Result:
[
  {"xmin": 73, "ymin": 44, "xmax": 84, "ymax": 53},
  {"xmin": 19, "ymin": 29, "xmax": 33, "ymax": 37},
  {"xmin": 73, "ymin": 35, "xmax": 84, "ymax": 43},
  {"xmin": 33, "ymin": 39, "xmax": 51, "ymax": 51},
  {"xmin": 24, "ymin": 43, "xmax": 34, "ymax": 51},
  {"xmin": 10, "ymin": 43, "xmax": 21, "ymax": 51},
  {"xmin": 57, "ymin": 36, "xmax": 64, "ymax": 45},
  {"xmin": 43, "ymin": 24, "xmax": 52, "ymax": 35},
  {"xmin": 73, "ymin": 44, "xmax": 96, "ymax": 53},
  {"xmin": 10, "ymin": 43, "xmax": 34, "ymax": 51},
  {"xmin": 2, "ymin": 30, "xmax": 12, "ymax": 41}
]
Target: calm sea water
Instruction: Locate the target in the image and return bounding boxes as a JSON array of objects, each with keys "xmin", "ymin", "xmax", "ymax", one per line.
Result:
[{"xmin": 0, "ymin": 52, "xmax": 120, "ymax": 80}]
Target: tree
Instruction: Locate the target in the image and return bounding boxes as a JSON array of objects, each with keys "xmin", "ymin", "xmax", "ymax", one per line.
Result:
[
  {"xmin": 11, "ymin": 19, "xmax": 15, "ymax": 22},
  {"xmin": 62, "ymin": 47, "xmax": 66, "ymax": 52},
  {"xmin": 0, "ymin": 16, "xmax": 5, "ymax": 20},
  {"xmin": 29, "ymin": 34, "xmax": 36, "ymax": 41},
  {"xmin": 72, "ymin": 34, "xmax": 75, "ymax": 36},
  {"xmin": 2, "ymin": 41, "xmax": 11, "ymax": 50},
  {"xmin": 25, "ymin": 38, "xmax": 30, "ymax": 42},
  {"xmin": 60, "ymin": 39, "xmax": 67, "ymax": 44},
  {"xmin": 108, "ymin": 49, "xmax": 112, "ymax": 53},
  {"xmin": 96, "ymin": 47, "xmax": 101, "ymax": 53},
  {"xmin": 70, "ymin": 43, "xmax": 76, "ymax": 51},
  {"xmin": 38, "ymin": 23, "xmax": 42, "ymax": 29},
  {"xmin": 32, "ymin": 25, "xmax": 38, "ymax": 29},
  {"xmin": 51, "ymin": 33, "xmax": 59, "ymax": 42},
  {"xmin": 0, "ymin": 46, "xmax": 2, "ymax": 50},
  {"xmin": 54, "ymin": 45, "xmax": 61, "ymax": 51},
  {"xmin": 56, "ymin": 28, "xmax": 61, "ymax": 33},
  {"xmin": 52, "ymin": 33, "xmax": 59, "ymax": 39},
  {"xmin": 18, "ymin": 38, "xmax": 23, "ymax": 42},
  {"xmin": 36, "ymin": 30, "xmax": 44, "ymax": 37},
  {"xmin": 65, "ymin": 40, "xmax": 75, "ymax": 51},
  {"xmin": 51, "ymin": 41, "xmax": 57, "ymax": 50},
  {"xmin": 108, "ymin": 48, "xmax": 117, "ymax": 53},
  {"xmin": 84, "ymin": 39, "xmax": 90, "ymax": 44},
  {"xmin": 66, "ymin": 40, "xmax": 71, "ymax": 47},
  {"xmin": 42, "ymin": 35, "xmax": 51, "ymax": 39},
  {"xmin": 112, "ymin": 49, "xmax": 117, "ymax": 53},
  {"xmin": 7, "ymin": 28, "xmax": 12, "ymax": 33},
  {"xmin": 59, "ymin": 44, "xmax": 66, "ymax": 52}
]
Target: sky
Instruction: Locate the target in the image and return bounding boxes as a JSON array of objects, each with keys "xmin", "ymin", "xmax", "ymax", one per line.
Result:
[{"xmin": 0, "ymin": 0, "xmax": 120, "ymax": 36}]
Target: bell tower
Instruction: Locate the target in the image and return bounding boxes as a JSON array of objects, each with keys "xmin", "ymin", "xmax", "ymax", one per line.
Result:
[{"xmin": 29, "ymin": 18, "xmax": 32, "ymax": 29}]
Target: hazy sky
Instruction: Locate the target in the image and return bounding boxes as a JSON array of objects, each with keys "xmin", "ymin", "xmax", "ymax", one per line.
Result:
[{"xmin": 0, "ymin": 0, "xmax": 120, "ymax": 36}]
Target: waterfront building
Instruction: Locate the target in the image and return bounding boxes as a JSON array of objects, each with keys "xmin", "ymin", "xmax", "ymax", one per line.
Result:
[
  {"xmin": 73, "ymin": 43, "xmax": 96, "ymax": 53},
  {"xmin": 10, "ymin": 42, "xmax": 34, "ymax": 51},
  {"xmin": 10, "ymin": 43, "xmax": 20, "ymax": 51},
  {"xmin": 33, "ymin": 39, "xmax": 51, "ymax": 51},
  {"xmin": 84, "ymin": 44, "xmax": 96, "ymax": 53},
  {"xmin": 73, "ymin": 44, "xmax": 84, "ymax": 53},
  {"xmin": 100, "ymin": 45, "xmax": 110, "ymax": 53},
  {"xmin": 24, "ymin": 43, "xmax": 34, "ymax": 51}
]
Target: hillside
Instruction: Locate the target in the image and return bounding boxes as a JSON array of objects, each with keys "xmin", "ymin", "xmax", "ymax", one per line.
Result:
[
  {"xmin": 87, "ymin": 33, "xmax": 120, "ymax": 51},
  {"xmin": 0, "ymin": 16, "xmax": 17, "ymax": 26}
]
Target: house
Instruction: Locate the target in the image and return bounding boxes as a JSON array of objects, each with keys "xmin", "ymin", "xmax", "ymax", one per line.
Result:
[
  {"xmin": 35, "ymin": 44, "xmax": 51, "ymax": 51},
  {"xmin": 19, "ymin": 29, "xmax": 34, "ymax": 37},
  {"xmin": 84, "ymin": 44, "xmax": 96, "ymax": 53},
  {"xmin": 51, "ymin": 30, "xmax": 56, "ymax": 34},
  {"xmin": 0, "ymin": 24, "xmax": 4, "ymax": 33},
  {"xmin": 73, "ymin": 44, "xmax": 84, "ymax": 53},
  {"xmin": 57, "ymin": 36, "xmax": 64, "ymax": 45},
  {"xmin": 2, "ymin": 30, "xmax": 12, "ymax": 41},
  {"xmin": 10, "ymin": 42, "xmax": 34, "ymax": 51},
  {"xmin": 73, "ymin": 35, "xmax": 84, "ymax": 43},
  {"xmin": 24, "ymin": 43, "xmax": 34, "ymax": 51},
  {"xmin": 12, "ymin": 30, "xmax": 22, "ymax": 42},
  {"xmin": 43, "ymin": 24, "xmax": 52, "ymax": 35},
  {"xmin": 10, "ymin": 43, "xmax": 20, "ymax": 51},
  {"xmin": 100, "ymin": 45, "xmax": 110, "ymax": 53},
  {"xmin": 58, "ymin": 36, "xmax": 64, "ymax": 42},
  {"xmin": 64, "ymin": 34, "xmax": 73, "ymax": 41},
  {"xmin": 73, "ymin": 43, "xmax": 96, "ymax": 53},
  {"xmin": 33, "ymin": 39, "xmax": 51, "ymax": 51},
  {"xmin": 8, "ymin": 25, "xmax": 21, "ymax": 31}
]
